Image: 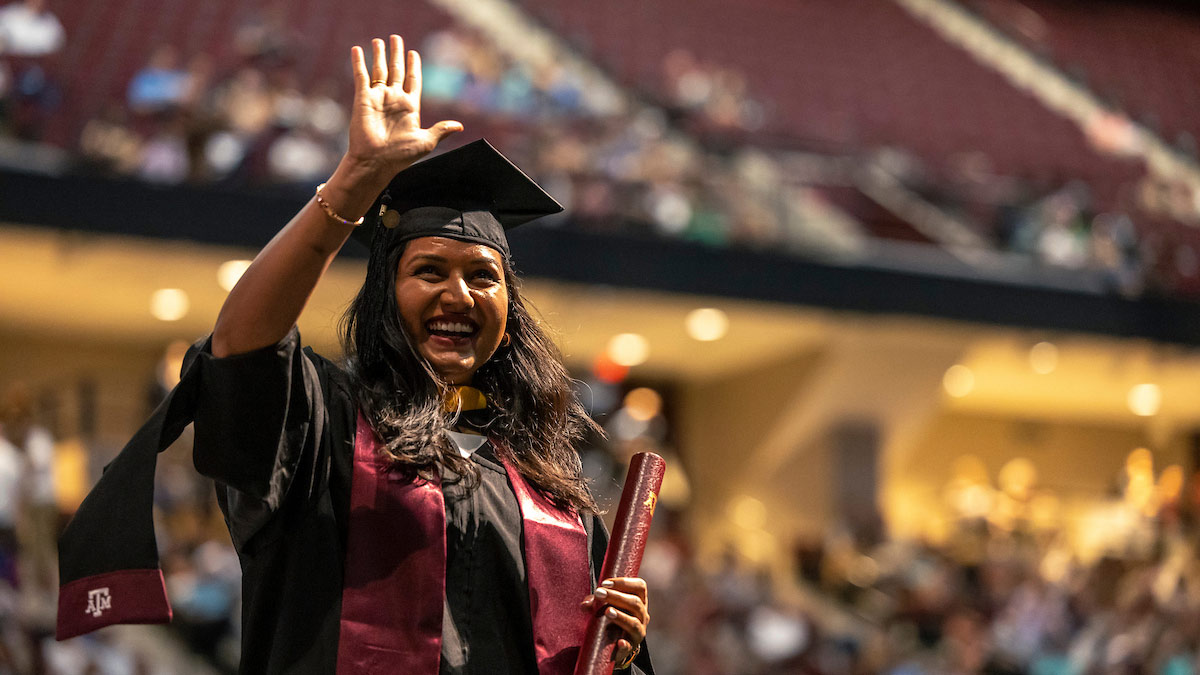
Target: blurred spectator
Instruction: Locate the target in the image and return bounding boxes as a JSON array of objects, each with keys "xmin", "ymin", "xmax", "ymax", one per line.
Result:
[
  {"xmin": 77, "ymin": 103, "xmax": 142, "ymax": 176},
  {"xmin": 126, "ymin": 45, "xmax": 190, "ymax": 113},
  {"xmin": 137, "ymin": 114, "xmax": 189, "ymax": 184},
  {"xmin": 232, "ymin": 6, "xmax": 292, "ymax": 62},
  {"xmin": 0, "ymin": 0, "xmax": 63, "ymax": 58},
  {"xmin": 0, "ymin": 429, "xmax": 18, "ymax": 592},
  {"xmin": 0, "ymin": 57, "xmax": 11, "ymax": 131},
  {"xmin": 0, "ymin": 387, "xmax": 54, "ymax": 595},
  {"xmin": 211, "ymin": 66, "xmax": 273, "ymax": 138},
  {"xmin": 267, "ymin": 123, "xmax": 335, "ymax": 184},
  {"xmin": 0, "ymin": 386, "xmax": 56, "ymax": 596},
  {"xmin": 0, "ymin": 384, "xmax": 56, "ymax": 675},
  {"xmin": 660, "ymin": 48, "xmax": 766, "ymax": 132},
  {"xmin": 0, "ymin": 0, "xmax": 63, "ymax": 141}
]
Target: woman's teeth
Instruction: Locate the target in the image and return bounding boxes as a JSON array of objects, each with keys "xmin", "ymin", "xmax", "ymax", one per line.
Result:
[{"xmin": 428, "ymin": 321, "xmax": 474, "ymax": 335}]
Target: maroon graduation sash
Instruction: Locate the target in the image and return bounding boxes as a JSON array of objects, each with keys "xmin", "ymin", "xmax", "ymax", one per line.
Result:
[
  {"xmin": 500, "ymin": 444, "xmax": 592, "ymax": 673},
  {"xmin": 336, "ymin": 414, "xmax": 591, "ymax": 674}
]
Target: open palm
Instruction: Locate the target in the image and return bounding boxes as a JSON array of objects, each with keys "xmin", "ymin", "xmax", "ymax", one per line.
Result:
[{"xmin": 347, "ymin": 35, "xmax": 461, "ymax": 174}]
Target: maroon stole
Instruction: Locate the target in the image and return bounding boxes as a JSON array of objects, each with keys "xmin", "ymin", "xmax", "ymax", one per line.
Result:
[{"xmin": 335, "ymin": 414, "xmax": 591, "ymax": 674}]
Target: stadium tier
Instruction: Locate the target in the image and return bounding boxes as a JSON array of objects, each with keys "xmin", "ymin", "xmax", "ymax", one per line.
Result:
[
  {"xmin": 968, "ymin": 0, "xmax": 1200, "ymax": 149},
  {"xmin": 516, "ymin": 0, "xmax": 1140, "ymax": 185},
  {"xmin": 7, "ymin": 0, "xmax": 1200, "ymax": 302},
  {"xmin": 42, "ymin": 0, "xmax": 456, "ymax": 147}
]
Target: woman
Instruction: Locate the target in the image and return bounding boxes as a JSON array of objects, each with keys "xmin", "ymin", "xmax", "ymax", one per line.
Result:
[{"xmin": 196, "ymin": 35, "xmax": 652, "ymax": 674}]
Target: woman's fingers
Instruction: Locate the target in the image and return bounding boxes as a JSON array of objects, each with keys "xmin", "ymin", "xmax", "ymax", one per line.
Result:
[
  {"xmin": 603, "ymin": 604, "xmax": 646, "ymax": 644},
  {"xmin": 612, "ymin": 639, "xmax": 633, "ymax": 666},
  {"xmin": 355, "ymin": 36, "xmax": 421, "ymax": 96},
  {"xmin": 388, "ymin": 35, "xmax": 405, "ymax": 85},
  {"xmin": 405, "ymin": 49, "xmax": 422, "ymax": 98},
  {"xmin": 603, "ymin": 577, "xmax": 647, "ymax": 595},
  {"xmin": 370, "ymin": 38, "xmax": 388, "ymax": 85},
  {"xmin": 599, "ymin": 578, "xmax": 648, "ymax": 612},
  {"xmin": 592, "ymin": 587, "xmax": 648, "ymax": 623},
  {"xmin": 350, "ymin": 45, "xmax": 369, "ymax": 91},
  {"xmin": 429, "ymin": 119, "xmax": 463, "ymax": 142},
  {"xmin": 579, "ymin": 581, "xmax": 647, "ymax": 666}
]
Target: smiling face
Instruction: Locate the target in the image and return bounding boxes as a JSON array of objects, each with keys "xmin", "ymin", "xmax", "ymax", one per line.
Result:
[{"xmin": 394, "ymin": 237, "xmax": 509, "ymax": 385}]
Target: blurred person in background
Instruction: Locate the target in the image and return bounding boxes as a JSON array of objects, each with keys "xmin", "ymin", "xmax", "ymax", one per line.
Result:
[
  {"xmin": 0, "ymin": 384, "xmax": 55, "ymax": 675},
  {"xmin": 126, "ymin": 45, "xmax": 190, "ymax": 114},
  {"xmin": 0, "ymin": 0, "xmax": 62, "ymax": 140},
  {"xmin": 0, "ymin": 385, "xmax": 57, "ymax": 596},
  {"xmin": 0, "ymin": 0, "xmax": 62, "ymax": 58}
]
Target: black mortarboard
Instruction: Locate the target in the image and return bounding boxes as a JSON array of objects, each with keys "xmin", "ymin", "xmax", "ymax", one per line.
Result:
[{"xmin": 353, "ymin": 139, "xmax": 563, "ymax": 260}]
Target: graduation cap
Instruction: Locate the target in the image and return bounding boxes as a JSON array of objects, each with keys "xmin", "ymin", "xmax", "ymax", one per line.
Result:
[{"xmin": 353, "ymin": 139, "xmax": 563, "ymax": 260}]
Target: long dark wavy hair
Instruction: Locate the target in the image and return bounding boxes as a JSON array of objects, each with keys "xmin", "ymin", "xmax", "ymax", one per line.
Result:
[{"xmin": 340, "ymin": 235, "xmax": 600, "ymax": 513}]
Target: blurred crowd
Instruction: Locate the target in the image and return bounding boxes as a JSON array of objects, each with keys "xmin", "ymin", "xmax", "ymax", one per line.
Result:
[
  {"xmin": 6, "ymin": 356, "xmax": 1200, "ymax": 674},
  {"xmin": 638, "ymin": 470, "xmax": 1200, "ymax": 675},
  {"xmin": 3, "ymin": 0, "xmax": 1200, "ymax": 298},
  {"xmin": 872, "ymin": 147, "xmax": 1200, "ymax": 297},
  {"xmin": 51, "ymin": 18, "xmax": 805, "ymax": 254}
]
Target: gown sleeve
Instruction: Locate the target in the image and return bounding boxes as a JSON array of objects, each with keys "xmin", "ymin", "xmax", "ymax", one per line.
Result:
[{"xmin": 191, "ymin": 327, "xmax": 339, "ymax": 547}]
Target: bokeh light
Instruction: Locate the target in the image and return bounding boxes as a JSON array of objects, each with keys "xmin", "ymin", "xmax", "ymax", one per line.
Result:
[
  {"xmin": 150, "ymin": 288, "xmax": 189, "ymax": 321},
  {"xmin": 591, "ymin": 353, "xmax": 629, "ymax": 384},
  {"xmin": 998, "ymin": 457, "xmax": 1037, "ymax": 500},
  {"xmin": 158, "ymin": 339, "xmax": 191, "ymax": 389},
  {"xmin": 607, "ymin": 333, "xmax": 650, "ymax": 367},
  {"xmin": 942, "ymin": 364, "xmax": 975, "ymax": 398},
  {"xmin": 1029, "ymin": 341, "xmax": 1058, "ymax": 374},
  {"xmin": 1159, "ymin": 465, "xmax": 1185, "ymax": 502},
  {"xmin": 217, "ymin": 259, "xmax": 253, "ymax": 292},
  {"xmin": 623, "ymin": 387, "xmax": 662, "ymax": 421},
  {"xmin": 685, "ymin": 307, "xmax": 729, "ymax": 341},
  {"xmin": 729, "ymin": 495, "xmax": 768, "ymax": 530},
  {"xmin": 1127, "ymin": 383, "xmax": 1161, "ymax": 416}
]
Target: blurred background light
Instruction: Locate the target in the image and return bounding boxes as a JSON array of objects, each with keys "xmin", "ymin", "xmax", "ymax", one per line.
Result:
[
  {"xmin": 942, "ymin": 364, "xmax": 975, "ymax": 398},
  {"xmin": 1126, "ymin": 447, "xmax": 1153, "ymax": 476},
  {"xmin": 607, "ymin": 333, "xmax": 650, "ymax": 367},
  {"xmin": 685, "ymin": 307, "xmax": 729, "ymax": 341},
  {"xmin": 623, "ymin": 387, "xmax": 662, "ymax": 421},
  {"xmin": 998, "ymin": 457, "xmax": 1037, "ymax": 500},
  {"xmin": 591, "ymin": 353, "xmax": 629, "ymax": 384},
  {"xmin": 158, "ymin": 339, "xmax": 191, "ymax": 390},
  {"xmin": 149, "ymin": 288, "xmax": 189, "ymax": 321},
  {"xmin": 217, "ymin": 259, "xmax": 252, "ymax": 292},
  {"xmin": 729, "ymin": 495, "xmax": 768, "ymax": 530},
  {"xmin": 610, "ymin": 408, "xmax": 650, "ymax": 441},
  {"xmin": 1159, "ymin": 464, "xmax": 1185, "ymax": 502},
  {"xmin": 1127, "ymin": 383, "xmax": 1161, "ymax": 416},
  {"xmin": 1029, "ymin": 341, "xmax": 1058, "ymax": 374}
]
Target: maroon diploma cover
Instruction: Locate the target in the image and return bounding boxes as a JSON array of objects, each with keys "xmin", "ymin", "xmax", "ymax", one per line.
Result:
[{"xmin": 573, "ymin": 452, "xmax": 666, "ymax": 675}]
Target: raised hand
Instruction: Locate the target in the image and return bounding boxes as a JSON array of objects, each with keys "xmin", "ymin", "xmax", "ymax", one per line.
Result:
[
  {"xmin": 212, "ymin": 35, "xmax": 462, "ymax": 358},
  {"xmin": 347, "ymin": 34, "xmax": 462, "ymax": 176}
]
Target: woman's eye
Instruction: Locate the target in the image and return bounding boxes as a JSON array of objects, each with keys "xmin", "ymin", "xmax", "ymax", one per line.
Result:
[
  {"xmin": 414, "ymin": 265, "xmax": 441, "ymax": 277},
  {"xmin": 472, "ymin": 269, "xmax": 500, "ymax": 283}
]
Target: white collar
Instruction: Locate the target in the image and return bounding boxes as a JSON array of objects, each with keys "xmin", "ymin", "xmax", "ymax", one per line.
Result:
[{"xmin": 446, "ymin": 430, "xmax": 488, "ymax": 459}]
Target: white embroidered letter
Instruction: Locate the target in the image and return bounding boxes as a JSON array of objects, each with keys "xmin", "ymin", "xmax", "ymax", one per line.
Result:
[{"xmin": 86, "ymin": 587, "xmax": 112, "ymax": 618}]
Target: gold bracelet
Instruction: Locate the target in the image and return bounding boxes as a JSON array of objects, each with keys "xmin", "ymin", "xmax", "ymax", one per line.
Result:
[
  {"xmin": 616, "ymin": 642, "xmax": 641, "ymax": 670},
  {"xmin": 314, "ymin": 182, "xmax": 365, "ymax": 226}
]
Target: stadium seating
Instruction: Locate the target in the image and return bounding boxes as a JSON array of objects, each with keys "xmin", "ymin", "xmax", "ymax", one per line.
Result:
[
  {"xmin": 42, "ymin": 0, "xmax": 456, "ymax": 147},
  {"xmin": 971, "ymin": 0, "xmax": 1200, "ymax": 149},
  {"xmin": 514, "ymin": 0, "xmax": 1144, "ymax": 208}
]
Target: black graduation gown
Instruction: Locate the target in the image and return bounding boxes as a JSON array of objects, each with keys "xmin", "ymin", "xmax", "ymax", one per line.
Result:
[{"xmin": 188, "ymin": 328, "xmax": 652, "ymax": 674}]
